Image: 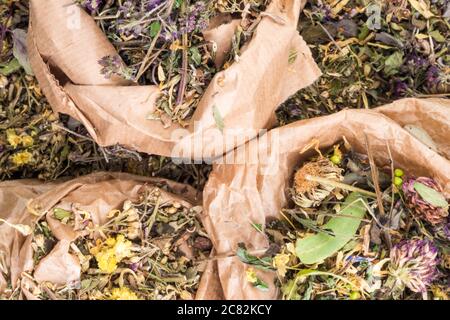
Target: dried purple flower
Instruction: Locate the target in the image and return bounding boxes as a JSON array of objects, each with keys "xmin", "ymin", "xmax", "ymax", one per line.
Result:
[
  {"xmin": 402, "ymin": 177, "xmax": 449, "ymax": 225},
  {"xmin": 388, "ymin": 239, "xmax": 439, "ymax": 293},
  {"xmin": 98, "ymin": 55, "xmax": 134, "ymax": 81},
  {"xmin": 426, "ymin": 65, "xmax": 440, "ymax": 87},
  {"xmin": 393, "ymin": 80, "xmax": 408, "ymax": 97},
  {"xmin": 78, "ymin": 0, "xmax": 103, "ymax": 13}
]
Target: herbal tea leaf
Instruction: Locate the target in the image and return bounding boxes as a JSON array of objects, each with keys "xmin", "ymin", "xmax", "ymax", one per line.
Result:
[
  {"xmin": 190, "ymin": 47, "xmax": 202, "ymax": 66},
  {"xmin": 213, "ymin": 105, "xmax": 225, "ymax": 132},
  {"xmin": 408, "ymin": 0, "xmax": 434, "ymax": 19},
  {"xmin": 53, "ymin": 208, "xmax": 72, "ymax": 220},
  {"xmin": 254, "ymin": 279, "xmax": 269, "ymax": 292},
  {"xmin": 149, "ymin": 21, "xmax": 161, "ymax": 38},
  {"xmin": 236, "ymin": 246, "xmax": 273, "ymax": 270},
  {"xmin": 383, "ymin": 51, "xmax": 403, "ymax": 76},
  {"xmin": 0, "ymin": 58, "xmax": 21, "ymax": 76},
  {"xmin": 295, "ymin": 192, "xmax": 367, "ymax": 264},
  {"xmin": 12, "ymin": 29, "xmax": 33, "ymax": 75},
  {"xmin": 413, "ymin": 182, "xmax": 448, "ymax": 208}
]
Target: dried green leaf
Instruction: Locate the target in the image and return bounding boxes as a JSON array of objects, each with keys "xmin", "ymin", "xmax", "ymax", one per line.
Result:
[
  {"xmin": 429, "ymin": 30, "xmax": 446, "ymax": 43},
  {"xmin": 213, "ymin": 105, "xmax": 225, "ymax": 132},
  {"xmin": 413, "ymin": 182, "xmax": 448, "ymax": 209},
  {"xmin": 53, "ymin": 208, "xmax": 72, "ymax": 220},
  {"xmin": 236, "ymin": 245, "xmax": 273, "ymax": 270},
  {"xmin": 12, "ymin": 29, "xmax": 34, "ymax": 75},
  {"xmin": 383, "ymin": 51, "xmax": 403, "ymax": 76},
  {"xmin": 190, "ymin": 47, "xmax": 202, "ymax": 66},
  {"xmin": 149, "ymin": 21, "xmax": 161, "ymax": 38},
  {"xmin": 0, "ymin": 58, "xmax": 21, "ymax": 76},
  {"xmin": 408, "ymin": 0, "xmax": 435, "ymax": 19}
]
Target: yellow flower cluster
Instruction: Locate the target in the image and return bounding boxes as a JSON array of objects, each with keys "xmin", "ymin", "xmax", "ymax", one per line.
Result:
[
  {"xmin": 6, "ymin": 129, "xmax": 33, "ymax": 148},
  {"xmin": 273, "ymin": 253, "xmax": 290, "ymax": 278},
  {"xmin": 108, "ymin": 287, "xmax": 140, "ymax": 300},
  {"xmin": 11, "ymin": 151, "xmax": 33, "ymax": 166},
  {"xmin": 90, "ymin": 235, "xmax": 133, "ymax": 273},
  {"xmin": 245, "ymin": 268, "xmax": 258, "ymax": 284}
]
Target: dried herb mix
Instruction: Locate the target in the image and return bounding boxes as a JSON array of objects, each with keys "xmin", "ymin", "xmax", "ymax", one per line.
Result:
[
  {"xmin": 79, "ymin": 0, "xmax": 270, "ymax": 126},
  {"xmin": 2, "ymin": 187, "xmax": 211, "ymax": 300},
  {"xmin": 238, "ymin": 142, "xmax": 449, "ymax": 300}
]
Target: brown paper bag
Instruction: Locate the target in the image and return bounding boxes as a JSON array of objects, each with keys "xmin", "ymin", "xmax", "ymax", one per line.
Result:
[
  {"xmin": 27, "ymin": 0, "xmax": 321, "ymax": 159},
  {"xmin": 202, "ymin": 103, "xmax": 450, "ymax": 300},
  {"xmin": 0, "ymin": 172, "xmax": 224, "ymax": 300},
  {"xmin": 375, "ymin": 98, "xmax": 450, "ymax": 159}
]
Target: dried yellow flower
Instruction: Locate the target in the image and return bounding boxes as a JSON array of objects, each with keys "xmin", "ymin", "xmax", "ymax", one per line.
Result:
[
  {"xmin": 273, "ymin": 253, "xmax": 290, "ymax": 278},
  {"xmin": 108, "ymin": 287, "xmax": 139, "ymax": 300},
  {"xmin": 11, "ymin": 151, "xmax": 33, "ymax": 166},
  {"xmin": 246, "ymin": 268, "xmax": 258, "ymax": 284},
  {"xmin": 91, "ymin": 234, "xmax": 133, "ymax": 273},
  {"xmin": 21, "ymin": 135, "xmax": 34, "ymax": 147},
  {"xmin": 6, "ymin": 129, "xmax": 22, "ymax": 149}
]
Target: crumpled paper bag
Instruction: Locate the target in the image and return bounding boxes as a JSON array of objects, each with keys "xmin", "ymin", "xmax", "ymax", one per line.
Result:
[
  {"xmin": 375, "ymin": 98, "xmax": 450, "ymax": 159},
  {"xmin": 202, "ymin": 101, "xmax": 450, "ymax": 300},
  {"xmin": 27, "ymin": 0, "xmax": 321, "ymax": 160},
  {"xmin": 0, "ymin": 172, "xmax": 224, "ymax": 300}
]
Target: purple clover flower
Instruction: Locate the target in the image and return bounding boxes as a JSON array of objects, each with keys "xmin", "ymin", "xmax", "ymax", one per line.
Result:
[{"xmin": 389, "ymin": 239, "xmax": 440, "ymax": 293}]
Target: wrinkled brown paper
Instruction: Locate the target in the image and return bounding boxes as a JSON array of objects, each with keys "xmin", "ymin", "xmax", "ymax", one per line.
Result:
[
  {"xmin": 0, "ymin": 172, "xmax": 224, "ymax": 300},
  {"xmin": 28, "ymin": 0, "xmax": 321, "ymax": 159},
  {"xmin": 202, "ymin": 99, "xmax": 450, "ymax": 300}
]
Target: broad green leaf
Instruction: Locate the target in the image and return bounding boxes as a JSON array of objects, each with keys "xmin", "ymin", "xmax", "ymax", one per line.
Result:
[
  {"xmin": 12, "ymin": 29, "xmax": 34, "ymax": 76},
  {"xmin": 213, "ymin": 105, "xmax": 225, "ymax": 132},
  {"xmin": 53, "ymin": 208, "xmax": 72, "ymax": 220},
  {"xmin": 413, "ymin": 182, "xmax": 448, "ymax": 209},
  {"xmin": 0, "ymin": 58, "xmax": 21, "ymax": 76},
  {"xmin": 295, "ymin": 192, "xmax": 367, "ymax": 264}
]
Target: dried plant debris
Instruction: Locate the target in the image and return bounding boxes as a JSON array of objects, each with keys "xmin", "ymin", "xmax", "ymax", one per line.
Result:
[
  {"xmin": 78, "ymin": 0, "xmax": 270, "ymax": 126},
  {"xmin": 277, "ymin": 0, "xmax": 450, "ymax": 124},
  {"xmin": 0, "ymin": 1, "xmax": 211, "ymax": 187},
  {"xmin": 2, "ymin": 187, "xmax": 212, "ymax": 300},
  {"xmin": 238, "ymin": 142, "xmax": 449, "ymax": 300}
]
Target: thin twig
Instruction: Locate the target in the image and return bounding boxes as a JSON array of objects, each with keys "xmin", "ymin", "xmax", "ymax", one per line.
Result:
[{"xmin": 305, "ymin": 175, "xmax": 378, "ymax": 198}]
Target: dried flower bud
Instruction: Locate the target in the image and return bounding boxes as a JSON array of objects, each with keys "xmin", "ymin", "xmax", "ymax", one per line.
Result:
[{"xmin": 292, "ymin": 158, "xmax": 343, "ymax": 208}]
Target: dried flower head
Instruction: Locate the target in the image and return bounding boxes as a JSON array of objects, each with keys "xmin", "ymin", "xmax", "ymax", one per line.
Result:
[
  {"xmin": 388, "ymin": 239, "xmax": 439, "ymax": 293},
  {"xmin": 98, "ymin": 55, "xmax": 134, "ymax": 81},
  {"xmin": 11, "ymin": 151, "xmax": 33, "ymax": 166},
  {"xmin": 292, "ymin": 157, "xmax": 343, "ymax": 208},
  {"xmin": 90, "ymin": 234, "xmax": 134, "ymax": 273},
  {"xmin": 402, "ymin": 177, "xmax": 449, "ymax": 225},
  {"xmin": 107, "ymin": 286, "xmax": 139, "ymax": 300}
]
